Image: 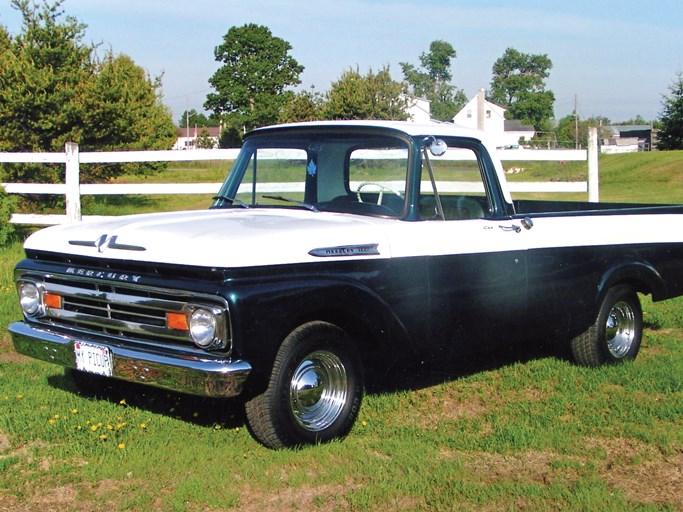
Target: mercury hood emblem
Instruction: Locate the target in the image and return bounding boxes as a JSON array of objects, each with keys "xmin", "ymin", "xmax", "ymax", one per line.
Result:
[{"xmin": 69, "ymin": 234, "xmax": 146, "ymax": 252}]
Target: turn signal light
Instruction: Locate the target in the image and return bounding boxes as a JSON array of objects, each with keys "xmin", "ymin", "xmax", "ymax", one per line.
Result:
[
  {"xmin": 167, "ymin": 312, "xmax": 189, "ymax": 331},
  {"xmin": 43, "ymin": 293, "xmax": 62, "ymax": 310}
]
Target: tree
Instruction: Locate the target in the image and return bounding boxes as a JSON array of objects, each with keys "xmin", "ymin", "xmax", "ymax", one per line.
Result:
[
  {"xmin": 556, "ymin": 114, "xmax": 612, "ymax": 149},
  {"xmin": 0, "ymin": 0, "xmax": 176, "ymax": 185},
  {"xmin": 657, "ymin": 72, "xmax": 683, "ymax": 150},
  {"xmin": 323, "ymin": 66, "xmax": 407, "ymax": 121},
  {"xmin": 205, "ymin": 24, "xmax": 304, "ymax": 131},
  {"xmin": 489, "ymin": 47, "xmax": 555, "ymax": 131},
  {"xmin": 278, "ymin": 88, "xmax": 325, "ymax": 123},
  {"xmin": 178, "ymin": 109, "xmax": 219, "ymax": 128},
  {"xmin": 195, "ymin": 128, "xmax": 216, "ymax": 149},
  {"xmin": 400, "ymin": 40, "xmax": 467, "ymax": 121}
]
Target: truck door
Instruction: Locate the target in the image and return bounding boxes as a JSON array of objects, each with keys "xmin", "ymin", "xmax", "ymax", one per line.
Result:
[{"xmin": 415, "ymin": 142, "xmax": 529, "ymax": 355}]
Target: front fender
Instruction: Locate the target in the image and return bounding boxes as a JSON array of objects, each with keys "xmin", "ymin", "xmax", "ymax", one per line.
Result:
[{"xmin": 223, "ymin": 273, "xmax": 422, "ymax": 392}]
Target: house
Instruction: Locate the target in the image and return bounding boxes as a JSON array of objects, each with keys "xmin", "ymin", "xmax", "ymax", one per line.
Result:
[
  {"xmin": 452, "ymin": 89, "xmax": 535, "ymax": 148},
  {"xmin": 403, "ymin": 95, "xmax": 432, "ymax": 123},
  {"xmin": 601, "ymin": 125, "xmax": 653, "ymax": 153},
  {"xmin": 173, "ymin": 126, "xmax": 221, "ymax": 150}
]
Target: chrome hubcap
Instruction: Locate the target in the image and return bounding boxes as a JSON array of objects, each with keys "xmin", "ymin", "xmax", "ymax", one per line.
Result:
[
  {"xmin": 290, "ymin": 350, "xmax": 348, "ymax": 432},
  {"xmin": 605, "ymin": 300, "xmax": 636, "ymax": 358}
]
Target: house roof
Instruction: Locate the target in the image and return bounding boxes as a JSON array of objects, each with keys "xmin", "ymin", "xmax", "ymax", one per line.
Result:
[
  {"xmin": 177, "ymin": 126, "xmax": 221, "ymax": 138},
  {"xmin": 504, "ymin": 120, "xmax": 535, "ymax": 132}
]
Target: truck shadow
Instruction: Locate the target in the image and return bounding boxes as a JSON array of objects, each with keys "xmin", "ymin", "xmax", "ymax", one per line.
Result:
[
  {"xmin": 47, "ymin": 339, "xmax": 562, "ymax": 431},
  {"xmin": 365, "ymin": 339, "xmax": 562, "ymax": 394}
]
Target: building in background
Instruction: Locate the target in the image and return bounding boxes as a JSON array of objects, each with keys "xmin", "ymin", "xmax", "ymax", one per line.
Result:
[
  {"xmin": 452, "ymin": 89, "xmax": 535, "ymax": 148},
  {"xmin": 173, "ymin": 126, "xmax": 221, "ymax": 150}
]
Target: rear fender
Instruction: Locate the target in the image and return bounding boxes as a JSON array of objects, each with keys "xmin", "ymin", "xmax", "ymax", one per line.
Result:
[{"xmin": 596, "ymin": 260, "xmax": 665, "ymax": 306}]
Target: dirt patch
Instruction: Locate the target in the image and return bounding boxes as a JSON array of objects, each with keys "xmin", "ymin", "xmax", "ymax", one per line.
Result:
[
  {"xmin": 0, "ymin": 349, "xmax": 29, "ymax": 364},
  {"xmin": 237, "ymin": 481, "xmax": 360, "ymax": 512},
  {"xmin": 1, "ymin": 478, "xmax": 137, "ymax": 512},
  {"xmin": 453, "ymin": 449, "xmax": 586, "ymax": 488},
  {"xmin": 449, "ymin": 439, "xmax": 683, "ymax": 509},
  {"xmin": 585, "ymin": 437, "xmax": 683, "ymax": 507},
  {"xmin": 0, "ymin": 430, "xmax": 11, "ymax": 452}
]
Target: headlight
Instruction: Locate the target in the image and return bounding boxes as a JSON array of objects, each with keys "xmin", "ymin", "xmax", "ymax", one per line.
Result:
[
  {"xmin": 189, "ymin": 308, "xmax": 217, "ymax": 348},
  {"xmin": 18, "ymin": 281, "xmax": 41, "ymax": 316}
]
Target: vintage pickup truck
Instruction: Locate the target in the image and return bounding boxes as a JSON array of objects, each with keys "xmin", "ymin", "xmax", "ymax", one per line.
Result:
[{"xmin": 10, "ymin": 121, "xmax": 683, "ymax": 448}]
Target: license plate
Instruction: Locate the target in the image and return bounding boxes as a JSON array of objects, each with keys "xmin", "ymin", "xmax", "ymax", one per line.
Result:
[{"xmin": 74, "ymin": 342, "xmax": 113, "ymax": 377}]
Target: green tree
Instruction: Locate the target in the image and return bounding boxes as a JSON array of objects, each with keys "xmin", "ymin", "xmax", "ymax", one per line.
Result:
[
  {"xmin": 401, "ymin": 40, "xmax": 467, "ymax": 121},
  {"xmin": 556, "ymin": 114, "xmax": 610, "ymax": 149},
  {"xmin": 205, "ymin": 24, "xmax": 304, "ymax": 131},
  {"xmin": 489, "ymin": 47, "xmax": 555, "ymax": 130},
  {"xmin": 278, "ymin": 88, "xmax": 325, "ymax": 123},
  {"xmin": 195, "ymin": 128, "xmax": 216, "ymax": 149},
  {"xmin": 178, "ymin": 109, "xmax": 219, "ymax": 128},
  {"xmin": 323, "ymin": 66, "xmax": 407, "ymax": 120},
  {"xmin": 0, "ymin": 0, "xmax": 175, "ymax": 185},
  {"xmin": 657, "ymin": 72, "xmax": 683, "ymax": 150}
]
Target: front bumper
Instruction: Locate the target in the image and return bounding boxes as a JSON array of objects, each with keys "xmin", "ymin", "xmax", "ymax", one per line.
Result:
[{"xmin": 9, "ymin": 321, "xmax": 252, "ymax": 398}]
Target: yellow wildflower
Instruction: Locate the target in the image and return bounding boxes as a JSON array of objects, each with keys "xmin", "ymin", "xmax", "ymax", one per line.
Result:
[
  {"xmin": 118, "ymin": 443, "xmax": 125, "ymax": 449},
  {"xmin": 90, "ymin": 425, "xmax": 98, "ymax": 431},
  {"xmin": 99, "ymin": 434, "xmax": 107, "ymax": 441}
]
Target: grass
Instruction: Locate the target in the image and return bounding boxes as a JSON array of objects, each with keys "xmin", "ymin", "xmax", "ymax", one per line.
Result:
[{"xmin": 1, "ymin": 151, "xmax": 683, "ymax": 510}]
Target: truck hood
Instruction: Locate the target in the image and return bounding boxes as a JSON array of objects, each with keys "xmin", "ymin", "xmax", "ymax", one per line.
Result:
[{"xmin": 23, "ymin": 209, "xmax": 393, "ymax": 268}]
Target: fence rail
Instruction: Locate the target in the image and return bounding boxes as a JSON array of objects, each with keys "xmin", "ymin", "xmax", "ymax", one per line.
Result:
[{"xmin": 1, "ymin": 129, "xmax": 599, "ymax": 225}]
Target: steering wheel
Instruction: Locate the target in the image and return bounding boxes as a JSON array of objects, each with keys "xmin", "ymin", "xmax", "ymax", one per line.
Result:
[{"xmin": 356, "ymin": 182, "xmax": 404, "ymax": 205}]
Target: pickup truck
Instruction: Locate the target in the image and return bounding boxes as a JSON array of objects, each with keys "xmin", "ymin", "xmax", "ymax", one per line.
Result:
[{"xmin": 10, "ymin": 120, "xmax": 683, "ymax": 449}]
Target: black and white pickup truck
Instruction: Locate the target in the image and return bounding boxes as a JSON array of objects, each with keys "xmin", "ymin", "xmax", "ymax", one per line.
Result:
[{"xmin": 10, "ymin": 121, "xmax": 683, "ymax": 448}]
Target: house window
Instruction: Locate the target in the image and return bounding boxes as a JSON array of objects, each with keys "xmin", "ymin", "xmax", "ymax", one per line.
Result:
[
  {"xmin": 486, "ymin": 110, "xmax": 491, "ymax": 118},
  {"xmin": 466, "ymin": 110, "xmax": 472, "ymax": 118}
]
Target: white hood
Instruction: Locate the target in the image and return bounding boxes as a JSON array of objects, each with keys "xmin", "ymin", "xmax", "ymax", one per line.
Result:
[{"xmin": 23, "ymin": 209, "xmax": 393, "ymax": 268}]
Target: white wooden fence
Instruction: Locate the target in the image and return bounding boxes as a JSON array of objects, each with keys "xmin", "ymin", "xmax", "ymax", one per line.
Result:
[{"xmin": 0, "ymin": 128, "xmax": 599, "ymax": 225}]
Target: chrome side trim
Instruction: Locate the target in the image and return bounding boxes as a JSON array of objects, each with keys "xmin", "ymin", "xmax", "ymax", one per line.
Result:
[
  {"xmin": 308, "ymin": 243, "xmax": 380, "ymax": 258},
  {"xmin": 9, "ymin": 321, "xmax": 251, "ymax": 398}
]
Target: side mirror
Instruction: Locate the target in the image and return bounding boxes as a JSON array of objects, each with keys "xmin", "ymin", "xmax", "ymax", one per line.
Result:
[{"xmin": 428, "ymin": 138, "xmax": 448, "ymax": 157}]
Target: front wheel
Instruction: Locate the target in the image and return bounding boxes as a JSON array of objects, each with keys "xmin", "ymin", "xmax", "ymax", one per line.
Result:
[
  {"xmin": 244, "ymin": 321, "xmax": 363, "ymax": 449},
  {"xmin": 570, "ymin": 284, "xmax": 643, "ymax": 367}
]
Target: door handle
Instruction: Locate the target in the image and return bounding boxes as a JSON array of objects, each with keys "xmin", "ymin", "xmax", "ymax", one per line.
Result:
[{"xmin": 499, "ymin": 217, "xmax": 533, "ymax": 233}]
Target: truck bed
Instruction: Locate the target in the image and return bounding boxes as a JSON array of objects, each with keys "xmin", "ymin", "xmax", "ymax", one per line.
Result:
[{"xmin": 513, "ymin": 199, "xmax": 683, "ymax": 217}]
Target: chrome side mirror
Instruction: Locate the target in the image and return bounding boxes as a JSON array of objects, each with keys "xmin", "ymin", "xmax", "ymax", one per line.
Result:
[{"xmin": 426, "ymin": 137, "xmax": 448, "ymax": 157}]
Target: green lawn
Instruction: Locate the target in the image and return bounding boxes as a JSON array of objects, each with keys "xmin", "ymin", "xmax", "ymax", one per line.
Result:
[{"xmin": 1, "ymin": 151, "xmax": 682, "ymax": 510}]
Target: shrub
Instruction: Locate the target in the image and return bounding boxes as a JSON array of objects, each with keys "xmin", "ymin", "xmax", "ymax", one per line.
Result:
[{"xmin": 0, "ymin": 187, "xmax": 17, "ymax": 247}]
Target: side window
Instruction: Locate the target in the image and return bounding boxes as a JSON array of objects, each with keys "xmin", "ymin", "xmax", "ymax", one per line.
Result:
[
  {"xmin": 236, "ymin": 148, "xmax": 308, "ymax": 205},
  {"xmin": 348, "ymin": 146, "xmax": 408, "ymax": 213},
  {"xmin": 419, "ymin": 146, "xmax": 491, "ymax": 220}
]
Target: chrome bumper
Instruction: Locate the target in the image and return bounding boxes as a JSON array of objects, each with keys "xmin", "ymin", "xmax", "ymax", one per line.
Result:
[{"xmin": 9, "ymin": 321, "xmax": 252, "ymax": 398}]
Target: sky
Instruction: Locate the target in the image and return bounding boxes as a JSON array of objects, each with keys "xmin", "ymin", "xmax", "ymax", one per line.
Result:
[{"xmin": 1, "ymin": 0, "xmax": 682, "ymax": 124}]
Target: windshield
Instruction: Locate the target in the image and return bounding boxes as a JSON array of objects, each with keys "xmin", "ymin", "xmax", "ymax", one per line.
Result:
[{"xmin": 212, "ymin": 131, "xmax": 410, "ymax": 217}]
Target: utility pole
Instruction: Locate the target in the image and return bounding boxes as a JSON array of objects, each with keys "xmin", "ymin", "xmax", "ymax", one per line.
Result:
[{"xmin": 574, "ymin": 95, "xmax": 579, "ymax": 150}]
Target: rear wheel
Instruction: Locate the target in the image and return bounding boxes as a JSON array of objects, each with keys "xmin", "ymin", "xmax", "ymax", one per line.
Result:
[
  {"xmin": 570, "ymin": 284, "xmax": 642, "ymax": 367},
  {"xmin": 245, "ymin": 321, "xmax": 363, "ymax": 449}
]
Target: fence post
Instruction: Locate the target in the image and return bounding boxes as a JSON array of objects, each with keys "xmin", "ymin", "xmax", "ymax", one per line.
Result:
[
  {"xmin": 587, "ymin": 127, "xmax": 599, "ymax": 203},
  {"xmin": 65, "ymin": 142, "xmax": 82, "ymax": 223}
]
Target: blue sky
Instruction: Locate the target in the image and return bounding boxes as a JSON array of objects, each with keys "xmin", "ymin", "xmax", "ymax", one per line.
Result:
[{"xmin": 1, "ymin": 0, "xmax": 682, "ymax": 123}]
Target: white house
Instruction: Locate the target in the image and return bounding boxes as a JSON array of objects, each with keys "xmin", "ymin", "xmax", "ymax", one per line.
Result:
[
  {"xmin": 452, "ymin": 89, "xmax": 535, "ymax": 147},
  {"xmin": 403, "ymin": 95, "xmax": 432, "ymax": 123},
  {"xmin": 173, "ymin": 126, "xmax": 221, "ymax": 150}
]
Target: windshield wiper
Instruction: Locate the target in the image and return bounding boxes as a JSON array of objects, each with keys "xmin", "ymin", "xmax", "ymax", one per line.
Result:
[
  {"xmin": 212, "ymin": 195, "xmax": 250, "ymax": 209},
  {"xmin": 262, "ymin": 195, "xmax": 319, "ymax": 212}
]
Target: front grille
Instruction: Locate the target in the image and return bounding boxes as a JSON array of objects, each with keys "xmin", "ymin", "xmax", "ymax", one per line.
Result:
[{"xmin": 19, "ymin": 272, "xmax": 230, "ymax": 349}]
